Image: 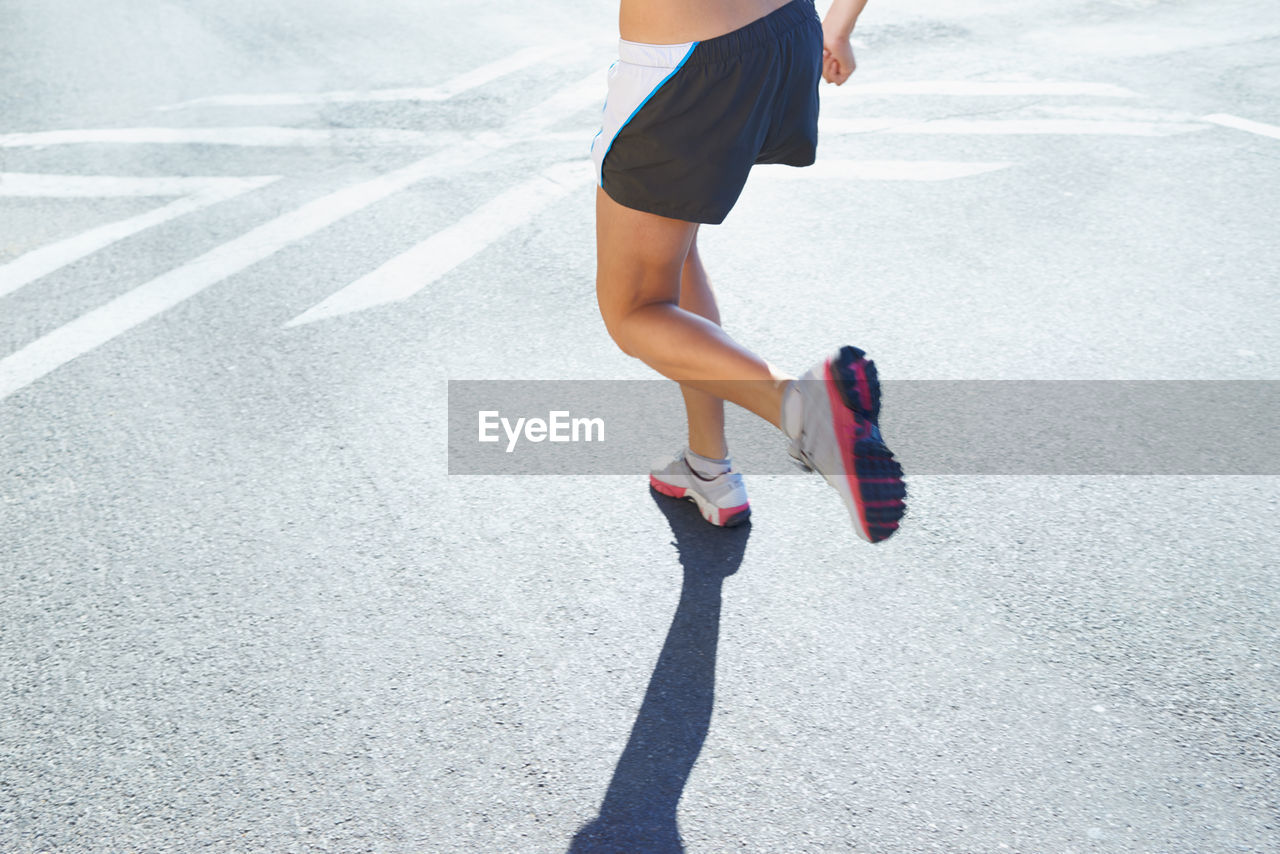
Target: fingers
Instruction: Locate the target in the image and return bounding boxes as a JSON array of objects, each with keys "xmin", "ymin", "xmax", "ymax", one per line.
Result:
[
  {"xmin": 820, "ymin": 43, "xmax": 857, "ymax": 85},
  {"xmin": 836, "ymin": 58, "xmax": 854, "ymax": 84},
  {"xmin": 822, "ymin": 58, "xmax": 853, "ymax": 85}
]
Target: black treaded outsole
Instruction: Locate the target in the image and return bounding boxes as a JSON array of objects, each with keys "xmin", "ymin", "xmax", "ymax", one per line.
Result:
[
  {"xmin": 863, "ymin": 505, "xmax": 906, "ymax": 524},
  {"xmin": 825, "ymin": 345, "xmax": 907, "ymax": 543},
  {"xmin": 831, "ymin": 345, "xmax": 881, "ymax": 422},
  {"xmin": 863, "ymin": 359, "xmax": 881, "ymax": 422},
  {"xmin": 834, "ymin": 347, "xmax": 906, "ymax": 542},
  {"xmin": 868, "ymin": 525, "xmax": 898, "ymax": 543},
  {"xmin": 860, "ymin": 447, "xmax": 905, "ymax": 543}
]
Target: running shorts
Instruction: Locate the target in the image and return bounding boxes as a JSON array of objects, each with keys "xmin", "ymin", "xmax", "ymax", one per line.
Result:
[{"xmin": 589, "ymin": 0, "xmax": 822, "ymax": 225}]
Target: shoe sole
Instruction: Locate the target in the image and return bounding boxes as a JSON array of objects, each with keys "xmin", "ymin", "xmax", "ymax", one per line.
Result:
[
  {"xmin": 822, "ymin": 346, "xmax": 906, "ymax": 543},
  {"xmin": 649, "ymin": 475, "xmax": 752, "ymax": 527}
]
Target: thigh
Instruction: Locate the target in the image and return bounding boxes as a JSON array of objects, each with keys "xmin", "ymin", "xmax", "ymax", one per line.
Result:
[{"xmin": 595, "ymin": 185, "xmax": 699, "ymax": 324}]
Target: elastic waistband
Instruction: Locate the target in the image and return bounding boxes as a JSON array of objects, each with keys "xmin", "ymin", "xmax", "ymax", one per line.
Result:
[
  {"xmin": 694, "ymin": 0, "xmax": 818, "ymax": 65},
  {"xmin": 617, "ymin": 0, "xmax": 817, "ymax": 68}
]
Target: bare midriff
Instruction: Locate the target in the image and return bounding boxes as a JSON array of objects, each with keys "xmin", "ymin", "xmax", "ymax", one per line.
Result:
[{"xmin": 619, "ymin": 0, "xmax": 794, "ymax": 44}]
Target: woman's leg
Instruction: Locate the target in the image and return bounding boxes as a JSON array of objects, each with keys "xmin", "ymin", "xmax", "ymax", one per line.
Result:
[
  {"xmin": 676, "ymin": 228, "xmax": 730, "ymax": 460},
  {"xmin": 595, "ymin": 187, "xmax": 793, "ymax": 430}
]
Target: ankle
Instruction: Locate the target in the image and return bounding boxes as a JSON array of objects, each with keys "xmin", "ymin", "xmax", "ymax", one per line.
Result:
[
  {"xmin": 684, "ymin": 447, "xmax": 732, "ymax": 479},
  {"xmin": 687, "ymin": 437, "xmax": 728, "ymax": 460}
]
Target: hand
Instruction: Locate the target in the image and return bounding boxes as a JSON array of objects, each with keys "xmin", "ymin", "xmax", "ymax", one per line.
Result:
[{"xmin": 821, "ymin": 29, "xmax": 856, "ymax": 85}]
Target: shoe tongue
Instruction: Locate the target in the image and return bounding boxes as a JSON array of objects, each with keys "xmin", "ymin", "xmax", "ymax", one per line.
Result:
[{"xmin": 780, "ymin": 380, "xmax": 804, "ymax": 441}]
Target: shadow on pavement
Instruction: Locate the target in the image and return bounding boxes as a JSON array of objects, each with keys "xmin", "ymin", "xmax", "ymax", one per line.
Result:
[{"xmin": 568, "ymin": 489, "xmax": 751, "ymax": 853}]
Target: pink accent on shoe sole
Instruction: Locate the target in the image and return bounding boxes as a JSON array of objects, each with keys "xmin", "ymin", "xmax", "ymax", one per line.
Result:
[
  {"xmin": 849, "ymin": 353, "xmax": 874, "ymax": 414},
  {"xmin": 823, "ymin": 356, "xmax": 872, "ymax": 541},
  {"xmin": 651, "ymin": 475, "xmax": 749, "ymax": 527},
  {"xmin": 717, "ymin": 503, "xmax": 751, "ymax": 526},
  {"xmin": 649, "ymin": 475, "xmax": 688, "ymax": 499}
]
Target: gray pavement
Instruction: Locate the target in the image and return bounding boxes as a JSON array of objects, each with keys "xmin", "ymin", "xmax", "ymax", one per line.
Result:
[{"xmin": 2, "ymin": 0, "xmax": 1279, "ymax": 851}]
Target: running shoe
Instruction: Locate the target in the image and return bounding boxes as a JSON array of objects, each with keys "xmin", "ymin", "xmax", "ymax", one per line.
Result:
[
  {"xmin": 789, "ymin": 346, "xmax": 906, "ymax": 543},
  {"xmin": 649, "ymin": 451, "xmax": 751, "ymax": 527}
]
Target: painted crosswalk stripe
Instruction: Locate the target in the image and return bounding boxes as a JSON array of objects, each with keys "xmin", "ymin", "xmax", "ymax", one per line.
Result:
[
  {"xmin": 836, "ymin": 80, "xmax": 1138, "ymax": 97},
  {"xmin": 755, "ymin": 160, "xmax": 1011, "ymax": 181},
  {"xmin": 1203, "ymin": 113, "xmax": 1280, "ymax": 141},
  {"xmin": 819, "ymin": 117, "xmax": 1205, "ymax": 136},
  {"xmin": 0, "ymin": 73, "xmax": 603, "ymax": 401},
  {"xmin": 0, "ymin": 177, "xmax": 279, "ymax": 300},
  {"xmin": 287, "ymin": 161, "xmax": 590, "ymax": 327},
  {"xmin": 0, "ymin": 160, "xmax": 459, "ymax": 400},
  {"xmin": 0, "ymin": 174, "xmax": 275, "ymax": 198},
  {"xmin": 160, "ymin": 45, "xmax": 570, "ymax": 109},
  {"xmin": 280, "ymin": 75, "xmax": 605, "ymax": 329},
  {"xmin": 0, "ymin": 127, "xmax": 433, "ymax": 149},
  {"xmin": 164, "ymin": 76, "xmax": 1141, "ymax": 114}
]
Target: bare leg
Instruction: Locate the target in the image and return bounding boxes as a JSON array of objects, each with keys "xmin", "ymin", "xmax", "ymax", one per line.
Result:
[
  {"xmin": 595, "ymin": 187, "xmax": 794, "ymax": 429},
  {"xmin": 676, "ymin": 230, "xmax": 730, "ymax": 460}
]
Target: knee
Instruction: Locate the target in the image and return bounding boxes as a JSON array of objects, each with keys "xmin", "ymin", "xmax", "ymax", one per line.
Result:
[
  {"xmin": 597, "ymin": 285, "xmax": 675, "ymax": 360},
  {"xmin": 596, "ymin": 260, "xmax": 683, "ymax": 359},
  {"xmin": 598, "ymin": 303, "xmax": 642, "ymax": 358}
]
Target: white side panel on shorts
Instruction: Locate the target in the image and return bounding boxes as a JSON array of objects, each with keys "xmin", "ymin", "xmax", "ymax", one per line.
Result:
[{"xmin": 590, "ymin": 41, "xmax": 697, "ymax": 187}]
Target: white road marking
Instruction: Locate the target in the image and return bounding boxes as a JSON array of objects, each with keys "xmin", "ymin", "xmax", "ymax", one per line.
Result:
[
  {"xmin": 0, "ymin": 127, "xmax": 432, "ymax": 148},
  {"xmin": 1, "ymin": 73, "xmax": 603, "ymax": 151},
  {"xmin": 905, "ymin": 118, "xmax": 1205, "ymax": 135},
  {"xmin": 820, "ymin": 117, "xmax": 1205, "ymax": 136},
  {"xmin": 286, "ymin": 160, "xmax": 591, "ymax": 327},
  {"xmin": 0, "ymin": 162, "xmax": 448, "ymax": 400},
  {"xmin": 755, "ymin": 160, "xmax": 1011, "ymax": 181},
  {"xmin": 279, "ymin": 74, "xmax": 604, "ymax": 328},
  {"xmin": 1203, "ymin": 113, "xmax": 1280, "ymax": 141},
  {"xmin": 160, "ymin": 45, "xmax": 568, "ymax": 109},
  {"xmin": 836, "ymin": 80, "xmax": 1139, "ymax": 97},
  {"xmin": 487, "ymin": 73, "xmax": 602, "ymax": 142},
  {"xmin": 819, "ymin": 118, "xmax": 910, "ymax": 134},
  {"xmin": 1022, "ymin": 22, "xmax": 1264, "ymax": 58},
  {"xmin": 0, "ymin": 73, "xmax": 602, "ymax": 400},
  {"xmin": 0, "ymin": 173, "xmax": 276, "ymax": 198},
  {"xmin": 0, "ymin": 177, "xmax": 278, "ymax": 300}
]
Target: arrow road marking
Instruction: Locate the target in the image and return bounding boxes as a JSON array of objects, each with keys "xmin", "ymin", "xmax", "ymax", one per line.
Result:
[
  {"xmin": 0, "ymin": 127, "xmax": 434, "ymax": 148},
  {"xmin": 0, "ymin": 72, "xmax": 603, "ymax": 401},
  {"xmin": 159, "ymin": 45, "xmax": 570, "ymax": 110},
  {"xmin": 1203, "ymin": 113, "xmax": 1280, "ymax": 141},
  {"xmin": 754, "ymin": 160, "xmax": 1011, "ymax": 181},
  {"xmin": 820, "ymin": 117, "xmax": 1206, "ymax": 136},
  {"xmin": 0, "ymin": 176, "xmax": 279, "ymax": 300},
  {"xmin": 286, "ymin": 160, "xmax": 591, "ymax": 327},
  {"xmin": 287, "ymin": 155, "xmax": 1005, "ymax": 331},
  {"xmin": 835, "ymin": 80, "xmax": 1139, "ymax": 97},
  {"xmin": 0, "ymin": 174, "xmax": 275, "ymax": 198}
]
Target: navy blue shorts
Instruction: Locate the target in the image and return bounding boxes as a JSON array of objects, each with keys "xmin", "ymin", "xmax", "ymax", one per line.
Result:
[{"xmin": 590, "ymin": 0, "xmax": 823, "ymax": 225}]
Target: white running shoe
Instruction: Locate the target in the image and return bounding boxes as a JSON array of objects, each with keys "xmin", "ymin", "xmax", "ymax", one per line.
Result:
[
  {"xmin": 649, "ymin": 451, "xmax": 751, "ymax": 527},
  {"xmin": 788, "ymin": 345, "xmax": 906, "ymax": 543}
]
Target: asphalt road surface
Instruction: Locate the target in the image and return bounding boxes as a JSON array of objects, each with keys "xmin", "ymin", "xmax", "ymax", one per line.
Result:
[{"xmin": 2, "ymin": 0, "xmax": 1278, "ymax": 851}]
